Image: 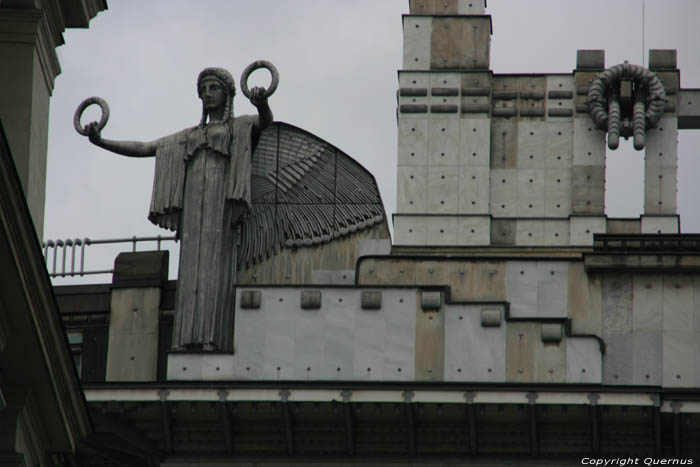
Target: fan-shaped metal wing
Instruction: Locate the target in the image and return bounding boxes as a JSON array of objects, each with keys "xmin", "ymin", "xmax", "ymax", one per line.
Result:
[{"xmin": 238, "ymin": 122, "xmax": 385, "ymax": 268}]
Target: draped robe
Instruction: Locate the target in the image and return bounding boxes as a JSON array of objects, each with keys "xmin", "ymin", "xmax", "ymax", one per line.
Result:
[{"xmin": 148, "ymin": 115, "xmax": 255, "ymax": 351}]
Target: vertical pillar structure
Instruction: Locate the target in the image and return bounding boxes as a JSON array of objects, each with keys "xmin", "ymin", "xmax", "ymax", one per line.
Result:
[
  {"xmin": 642, "ymin": 50, "xmax": 680, "ymax": 233},
  {"xmin": 0, "ymin": 2, "xmax": 107, "ymax": 240},
  {"xmin": 105, "ymin": 251, "xmax": 168, "ymax": 382},
  {"xmin": 394, "ymin": 0, "xmax": 492, "ymax": 246},
  {"xmin": 571, "ymin": 50, "xmax": 607, "ymax": 245}
]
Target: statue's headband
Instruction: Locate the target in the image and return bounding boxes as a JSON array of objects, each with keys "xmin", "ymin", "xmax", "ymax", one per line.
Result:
[{"xmin": 197, "ymin": 67, "xmax": 236, "ymax": 97}]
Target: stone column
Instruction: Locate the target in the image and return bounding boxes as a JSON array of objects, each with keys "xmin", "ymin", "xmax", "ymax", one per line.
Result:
[{"xmin": 105, "ymin": 251, "xmax": 169, "ymax": 382}]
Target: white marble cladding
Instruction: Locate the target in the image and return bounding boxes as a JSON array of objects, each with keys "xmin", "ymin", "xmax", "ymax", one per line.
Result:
[
  {"xmin": 444, "ymin": 304, "xmax": 506, "ymax": 382},
  {"xmin": 641, "ymin": 215, "xmax": 679, "ymax": 234},
  {"xmin": 402, "ymin": 16, "xmax": 431, "ymax": 70},
  {"xmin": 506, "ymin": 261, "xmax": 569, "ymax": 318},
  {"xmin": 229, "ymin": 288, "xmax": 417, "ymax": 381},
  {"xmin": 566, "ymin": 339, "xmax": 602, "ymax": 384},
  {"xmin": 515, "ymin": 219, "xmax": 569, "ymax": 246},
  {"xmin": 569, "ymin": 216, "xmax": 606, "ymax": 245},
  {"xmin": 644, "ymin": 117, "xmax": 678, "ymax": 215},
  {"xmin": 602, "ymin": 274, "xmax": 700, "ymax": 388},
  {"xmin": 393, "ymin": 215, "xmax": 490, "ymax": 246}
]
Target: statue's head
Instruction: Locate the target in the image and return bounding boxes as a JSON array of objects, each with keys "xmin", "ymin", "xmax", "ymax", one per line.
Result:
[{"xmin": 197, "ymin": 67, "xmax": 236, "ymax": 126}]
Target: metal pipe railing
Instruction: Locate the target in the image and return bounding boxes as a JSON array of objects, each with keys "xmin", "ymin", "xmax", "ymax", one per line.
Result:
[{"xmin": 42, "ymin": 235, "xmax": 177, "ymax": 278}]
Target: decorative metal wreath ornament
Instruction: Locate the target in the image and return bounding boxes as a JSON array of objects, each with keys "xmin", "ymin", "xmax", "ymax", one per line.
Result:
[
  {"xmin": 73, "ymin": 96, "xmax": 110, "ymax": 136},
  {"xmin": 240, "ymin": 60, "xmax": 279, "ymax": 99},
  {"xmin": 587, "ymin": 62, "xmax": 667, "ymax": 150}
]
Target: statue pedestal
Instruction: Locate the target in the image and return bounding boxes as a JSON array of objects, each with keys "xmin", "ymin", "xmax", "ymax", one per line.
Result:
[{"xmin": 167, "ymin": 352, "xmax": 236, "ymax": 381}]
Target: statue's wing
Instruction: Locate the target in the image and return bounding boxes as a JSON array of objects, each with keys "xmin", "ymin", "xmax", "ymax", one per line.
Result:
[{"xmin": 239, "ymin": 122, "xmax": 385, "ymax": 268}]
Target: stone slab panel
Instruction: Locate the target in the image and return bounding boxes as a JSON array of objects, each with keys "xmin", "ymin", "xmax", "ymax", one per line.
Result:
[
  {"xmin": 544, "ymin": 168, "xmax": 572, "ymax": 217},
  {"xmin": 427, "ymin": 166, "xmax": 459, "ymax": 213},
  {"xmin": 643, "ymin": 167, "xmax": 678, "ymax": 214},
  {"xmin": 572, "ymin": 165, "xmax": 605, "ymax": 214},
  {"xmin": 663, "ymin": 331, "xmax": 697, "ymax": 387},
  {"xmin": 573, "ymin": 117, "xmax": 605, "ymax": 166},
  {"xmin": 457, "ymin": 0, "xmax": 486, "ymax": 14},
  {"xmin": 490, "ymin": 169, "xmax": 517, "ymax": 217},
  {"xmin": 640, "ymin": 215, "xmax": 679, "ymax": 234},
  {"xmin": 569, "ymin": 216, "xmax": 606, "ymax": 245},
  {"xmin": 459, "ymin": 118, "xmax": 490, "ymax": 167},
  {"xmin": 632, "ymin": 274, "xmax": 662, "ymax": 331},
  {"xmin": 399, "ymin": 71, "xmax": 430, "ymax": 89},
  {"xmin": 546, "ymin": 75, "xmax": 575, "ymax": 120},
  {"xmin": 505, "ymin": 261, "xmax": 538, "ymax": 318},
  {"xmin": 397, "ymin": 118, "xmax": 428, "ymax": 166},
  {"xmin": 458, "ymin": 165, "xmax": 489, "ymax": 213},
  {"xmin": 568, "ymin": 262, "xmax": 602, "ymax": 335},
  {"xmin": 456, "ymin": 216, "xmax": 490, "ymax": 246},
  {"xmin": 544, "ymin": 122, "xmax": 573, "ymax": 169},
  {"xmin": 632, "ymin": 330, "xmax": 662, "ymax": 386},
  {"xmin": 490, "ymin": 219, "xmax": 515, "ymax": 245},
  {"xmin": 601, "ymin": 274, "xmax": 633, "ymax": 336},
  {"xmin": 662, "ymin": 275, "xmax": 694, "ymax": 332},
  {"xmin": 515, "ymin": 220, "xmax": 544, "ymax": 246},
  {"xmin": 403, "ymin": 16, "xmax": 432, "ymax": 70},
  {"xmin": 516, "ymin": 169, "xmax": 545, "ymax": 216},
  {"xmin": 425, "ymin": 215, "xmax": 458, "ymax": 245},
  {"xmin": 444, "ymin": 304, "xmax": 506, "ymax": 382},
  {"xmin": 517, "ymin": 121, "xmax": 546, "ymax": 169},
  {"xmin": 415, "ymin": 306, "xmax": 444, "ymax": 381},
  {"xmin": 454, "ymin": 261, "xmax": 506, "ymax": 302},
  {"xmin": 536, "ymin": 262, "xmax": 569, "ymax": 318},
  {"xmin": 506, "ymin": 322, "xmax": 566, "ymax": 383},
  {"xmin": 397, "ymin": 165, "xmax": 427, "ymax": 213},
  {"xmin": 602, "ymin": 333, "xmax": 634, "ymax": 385},
  {"xmin": 430, "ymin": 16, "xmax": 490, "ymax": 70},
  {"xmin": 490, "ymin": 119, "xmax": 518, "ymax": 169},
  {"xmin": 566, "ymin": 339, "xmax": 602, "ymax": 383},
  {"xmin": 428, "ymin": 118, "xmax": 460, "ymax": 166},
  {"xmin": 393, "ymin": 215, "xmax": 427, "ymax": 246}
]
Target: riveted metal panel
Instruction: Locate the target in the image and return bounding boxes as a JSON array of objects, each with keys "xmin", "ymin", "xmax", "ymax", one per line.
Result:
[
  {"xmin": 398, "ymin": 118, "xmax": 428, "ymax": 165},
  {"xmin": 516, "ymin": 169, "xmax": 545, "ymax": 216},
  {"xmin": 602, "ymin": 333, "xmax": 634, "ymax": 385},
  {"xmin": 640, "ymin": 215, "xmax": 679, "ymax": 233},
  {"xmin": 544, "ymin": 168, "xmax": 572, "ymax": 217},
  {"xmin": 505, "ymin": 261, "xmax": 538, "ymax": 318},
  {"xmin": 601, "ymin": 274, "xmax": 633, "ymax": 336},
  {"xmin": 456, "ymin": 215, "xmax": 490, "ymax": 245},
  {"xmin": 632, "ymin": 330, "xmax": 662, "ymax": 386},
  {"xmin": 427, "ymin": 166, "xmax": 459, "ymax": 213},
  {"xmin": 662, "ymin": 275, "xmax": 694, "ymax": 332},
  {"xmin": 458, "ymin": 165, "xmax": 489, "ymax": 213},
  {"xmin": 537, "ymin": 262, "xmax": 569, "ymax": 318},
  {"xmin": 428, "ymin": 118, "xmax": 460, "ymax": 165},
  {"xmin": 662, "ymin": 331, "xmax": 696, "ymax": 387},
  {"xmin": 490, "ymin": 219, "xmax": 515, "ymax": 245},
  {"xmin": 573, "ymin": 117, "xmax": 606, "ymax": 166},
  {"xmin": 393, "ymin": 214, "xmax": 428, "ymax": 246},
  {"xmin": 568, "ymin": 262, "xmax": 602, "ymax": 335},
  {"xmin": 397, "ymin": 165, "xmax": 427, "ymax": 213},
  {"xmin": 426, "ymin": 215, "xmax": 458, "ymax": 245},
  {"xmin": 430, "ymin": 16, "xmax": 490, "ymax": 70},
  {"xmin": 445, "ymin": 304, "xmax": 506, "ymax": 382},
  {"xmin": 490, "ymin": 119, "xmax": 518, "ymax": 170},
  {"xmin": 459, "ymin": 118, "xmax": 490, "ymax": 167},
  {"xmin": 572, "ymin": 165, "xmax": 605, "ymax": 214},
  {"xmin": 569, "ymin": 216, "xmax": 606, "ymax": 245},
  {"xmin": 566, "ymin": 339, "xmax": 602, "ymax": 383},
  {"xmin": 403, "ymin": 16, "xmax": 432, "ymax": 70},
  {"xmin": 632, "ymin": 274, "xmax": 662, "ymax": 331},
  {"xmin": 490, "ymin": 168, "xmax": 517, "ymax": 217},
  {"xmin": 515, "ymin": 220, "xmax": 544, "ymax": 246},
  {"xmin": 517, "ymin": 121, "xmax": 546, "ymax": 169}
]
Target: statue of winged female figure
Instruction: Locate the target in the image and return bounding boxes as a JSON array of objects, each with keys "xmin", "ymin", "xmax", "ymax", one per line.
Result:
[{"xmin": 75, "ymin": 62, "xmax": 384, "ymax": 353}]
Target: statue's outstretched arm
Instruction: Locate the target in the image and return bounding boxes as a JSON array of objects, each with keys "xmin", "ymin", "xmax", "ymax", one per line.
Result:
[
  {"xmin": 86, "ymin": 121, "xmax": 157, "ymax": 158},
  {"xmin": 249, "ymin": 87, "xmax": 273, "ymax": 134}
]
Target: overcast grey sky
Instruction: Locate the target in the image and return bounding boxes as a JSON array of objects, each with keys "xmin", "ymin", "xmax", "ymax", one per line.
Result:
[{"xmin": 44, "ymin": 0, "xmax": 700, "ymax": 283}]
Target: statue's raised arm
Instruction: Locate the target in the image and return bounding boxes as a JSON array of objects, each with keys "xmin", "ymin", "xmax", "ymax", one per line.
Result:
[{"xmin": 74, "ymin": 63, "xmax": 278, "ymax": 353}]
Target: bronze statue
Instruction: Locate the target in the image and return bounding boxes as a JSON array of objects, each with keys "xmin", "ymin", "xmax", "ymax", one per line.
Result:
[
  {"xmin": 76, "ymin": 63, "xmax": 276, "ymax": 352},
  {"xmin": 75, "ymin": 62, "xmax": 386, "ymax": 354}
]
